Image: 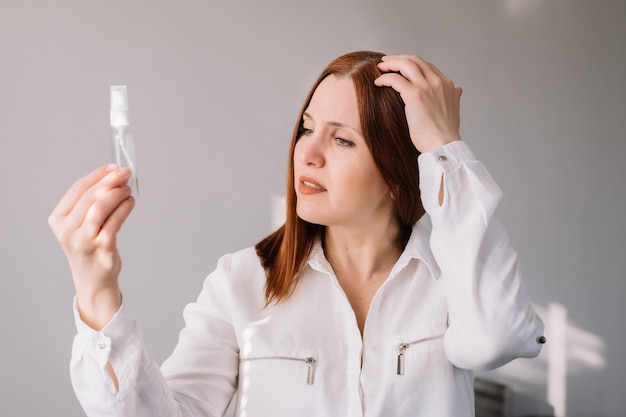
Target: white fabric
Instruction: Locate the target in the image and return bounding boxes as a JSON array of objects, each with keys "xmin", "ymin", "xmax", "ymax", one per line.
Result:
[{"xmin": 70, "ymin": 140, "xmax": 544, "ymax": 417}]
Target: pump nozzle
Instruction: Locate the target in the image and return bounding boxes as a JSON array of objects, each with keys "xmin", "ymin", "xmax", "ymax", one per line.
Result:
[{"xmin": 110, "ymin": 85, "xmax": 129, "ymax": 126}]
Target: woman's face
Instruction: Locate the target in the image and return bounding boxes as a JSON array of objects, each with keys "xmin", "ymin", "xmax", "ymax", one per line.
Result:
[{"xmin": 294, "ymin": 75, "xmax": 394, "ymax": 230}]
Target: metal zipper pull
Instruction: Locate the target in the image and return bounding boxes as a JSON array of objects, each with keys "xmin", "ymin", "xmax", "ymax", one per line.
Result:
[
  {"xmin": 305, "ymin": 357, "xmax": 316, "ymax": 385},
  {"xmin": 397, "ymin": 343, "xmax": 409, "ymax": 375}
]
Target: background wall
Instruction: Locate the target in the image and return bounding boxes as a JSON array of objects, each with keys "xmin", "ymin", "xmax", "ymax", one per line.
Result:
[{"xmin": 1, "ymin": 1, "xmax": 624, "ymax": 416}]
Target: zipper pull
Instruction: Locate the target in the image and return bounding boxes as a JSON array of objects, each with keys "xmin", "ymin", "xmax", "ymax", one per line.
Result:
[
  {"xmin": 305, "ymin": 357, "xmax": 316, "ymax": 385},
  {"xmin": 397, "ymin": 343, "xmax": 408, "ymax": 375}
]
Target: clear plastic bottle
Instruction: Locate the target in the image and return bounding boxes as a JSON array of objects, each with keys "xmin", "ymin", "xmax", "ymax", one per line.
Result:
[{"xmin": 110, "ymin": 85, "xmax": 138, "ymax": 195}]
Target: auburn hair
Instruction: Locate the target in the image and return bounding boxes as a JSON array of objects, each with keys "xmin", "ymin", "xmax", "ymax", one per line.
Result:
[{"xmin": 255, "ymin": 51, "xmax": 425, "ymax": 305}]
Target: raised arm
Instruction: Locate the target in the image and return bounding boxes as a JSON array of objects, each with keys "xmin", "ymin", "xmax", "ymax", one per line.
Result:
[
  {"xmin": 49, "ymin": 164, "xmax": 134, "ymax": 330},
  {"xmin": 375, "ymin": 55, "xmax": 544, "ymax": 370}
]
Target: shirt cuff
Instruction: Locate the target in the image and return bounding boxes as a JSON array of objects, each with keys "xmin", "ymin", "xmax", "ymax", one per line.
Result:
[
  {"xmin": 73, "ymin": 296, "xmax": 135, "ymax": 353},
  {"xmin": 418, "ymin": 140, "xmax": 476, "ymax": 212},
  {"xmin": 418, "ymin": 140, "xmax": 477, "ymax": 177}
]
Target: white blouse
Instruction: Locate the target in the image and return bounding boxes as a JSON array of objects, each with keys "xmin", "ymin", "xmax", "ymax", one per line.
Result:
[{"xmin": 70, "ymin": 140, "xmax": 545, "ymax": 417}]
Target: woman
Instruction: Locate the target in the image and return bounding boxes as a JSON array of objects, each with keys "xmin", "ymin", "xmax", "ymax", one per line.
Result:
[{"xmin": 49, "ymin": 51, "xmax": 545, "ymax": 417}]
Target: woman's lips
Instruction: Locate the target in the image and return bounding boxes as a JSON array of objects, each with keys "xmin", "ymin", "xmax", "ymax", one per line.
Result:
[{"xmin": 298, "ymin": 176, "xmax": 326, "ymax": 195}]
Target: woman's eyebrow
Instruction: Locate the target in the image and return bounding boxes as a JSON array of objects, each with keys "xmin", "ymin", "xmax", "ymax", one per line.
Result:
[{"xmin": 303, "ymin": 112, "xmax": 359, "ymax": 132}]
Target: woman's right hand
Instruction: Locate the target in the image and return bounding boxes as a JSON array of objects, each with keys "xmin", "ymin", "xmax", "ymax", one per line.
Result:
[
  {"xmin": 49, "ymin": 164, "xmax": 136, "ymax": 330},
  {"xmin": 375, "ymin": 55, "xmax": 462, "ymax": 154}
]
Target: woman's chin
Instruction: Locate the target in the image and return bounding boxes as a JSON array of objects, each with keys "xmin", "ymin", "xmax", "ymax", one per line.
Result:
[{"xmin": 296, "ymin": 208, "xmax": 329, "ymax": 227}]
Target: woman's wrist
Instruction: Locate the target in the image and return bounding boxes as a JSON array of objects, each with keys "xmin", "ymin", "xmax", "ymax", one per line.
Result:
[{"xmin": 75, "ymin": 284, "xmax": 122, "ymax": 330}]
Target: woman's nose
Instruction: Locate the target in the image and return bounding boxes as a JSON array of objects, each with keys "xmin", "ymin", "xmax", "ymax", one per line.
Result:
[{"xmin": 297, "ymin": 135, "xmax": 325, "ymax": 167}]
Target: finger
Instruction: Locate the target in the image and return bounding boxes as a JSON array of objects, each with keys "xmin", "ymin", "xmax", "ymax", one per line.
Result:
[
  {"xmin": 381, "ymin": 54, "xmax": 432, "ymax": 69},
  {"xmin": 374, "ymin": 72, "xmax": 415, "ymax": 96},
  {"xmin": 83, "ymin": 185, "xmax": 133, "ymax": 239},
  {"xmin": 67, "ymin": 168, "xmax": 133, "ymax": 231},
  {"xmin": 377, "ymin": 57, "xmax": 429, "ymax": 88},
  {"xmin": 380, "ymin": 54, "xmax": 433, "ymax": 74},
  {"xmin": 409, "ymin": 56, "xmax": 447, "ymax": 86},
  {"xmin": 381, "ymin": 55, "xmax": 451, "ymax": 87},
  {"xmin": 381, "ymin": 54, "xmax": 421, "ymax": 62},
  {"xmin": 51, "ymin": 164, "xmax": 117, "ymax": 219},
  {"xmin": 98, "ymin": 196, "xmax": 135, "ymax": 250}
]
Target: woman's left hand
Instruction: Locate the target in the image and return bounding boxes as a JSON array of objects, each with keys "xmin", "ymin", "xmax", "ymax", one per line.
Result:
[{"xmin": 375, "ymin": 55, "xmax": 462, "ymax": 154}]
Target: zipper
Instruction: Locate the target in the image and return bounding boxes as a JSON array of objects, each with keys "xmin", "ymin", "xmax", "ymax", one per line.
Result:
[
  {"xmin": 240, "ymin": 355, "xmax": 317, "ymax": 385},
  {"xmin": 396, "ymin": 333, "xmax": 445, "ymax": 375}
]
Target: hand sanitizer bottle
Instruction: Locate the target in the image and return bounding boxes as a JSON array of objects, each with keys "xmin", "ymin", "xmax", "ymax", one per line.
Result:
[{"xmin": 110, "ymin": 85, "xmax": 139, "ymax": 195}]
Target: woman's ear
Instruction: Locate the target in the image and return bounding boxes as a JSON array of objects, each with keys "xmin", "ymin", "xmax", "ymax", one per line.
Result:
[{"xmin": 389, "ymin": 185, "xmax": 400, "ymax": 201}]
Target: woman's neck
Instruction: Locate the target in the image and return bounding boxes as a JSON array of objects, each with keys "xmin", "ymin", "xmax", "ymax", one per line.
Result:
[{"xmin": 323, "ymin": 218, "xmax": 402, "ymax": 282}]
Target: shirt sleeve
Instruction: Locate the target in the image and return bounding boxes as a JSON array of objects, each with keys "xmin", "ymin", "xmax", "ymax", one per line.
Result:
[
  {"xmin": 418, "ymin": 140, "xmax": 545, "ymax": 371},
  {"xmin": 70, "ymin": 254, "xmax": 239, "ymax": 417},
  {"xmin": 71, "ymin": 299, "xmax": 179, "ymax": 416}
]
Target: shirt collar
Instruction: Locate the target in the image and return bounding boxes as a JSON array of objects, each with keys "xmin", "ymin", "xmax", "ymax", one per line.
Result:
[
  {"xmin": 306, "ymin": 215, "xmax": 440, "ymax": 280},
  {"xmin": 394, "ymin": 215, "xmax": 440, "ymax": 280}
]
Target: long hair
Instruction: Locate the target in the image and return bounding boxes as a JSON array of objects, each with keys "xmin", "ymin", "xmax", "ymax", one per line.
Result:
[{"xmin": 255, "ymin": 51, "xmax": 424, "ymax": 305}]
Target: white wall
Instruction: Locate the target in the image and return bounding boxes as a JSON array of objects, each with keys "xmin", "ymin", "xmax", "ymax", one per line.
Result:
[{"xmin": 1, "ymin": 1, "xmax": 624, "ymax": 416}]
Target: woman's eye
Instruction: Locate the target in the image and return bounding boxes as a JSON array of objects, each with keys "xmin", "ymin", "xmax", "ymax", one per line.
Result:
[
  {"xmin": 298, "ymin": 125, "xmax": 313, "ymax": 137},
  {"xmin": 336, "ymin": 137, "xmax": 354, "ymax": 147}
]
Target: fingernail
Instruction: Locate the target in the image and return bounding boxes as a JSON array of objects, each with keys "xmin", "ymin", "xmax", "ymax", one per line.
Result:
[
  {"xmin": 105, "ymin": 163, "xmax": 117, "ymax": 172},
  {"xmin": 117, "ymin": 167, "xmax": 131, "ymax": 176}
]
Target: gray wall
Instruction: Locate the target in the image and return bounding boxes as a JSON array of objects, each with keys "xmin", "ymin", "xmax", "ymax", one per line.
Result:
[{"xmin": 1, "ymin": 1, "xmax": 624, "ymax": 416}]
